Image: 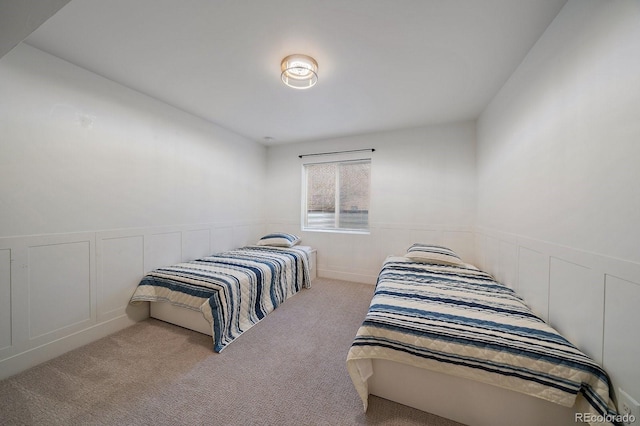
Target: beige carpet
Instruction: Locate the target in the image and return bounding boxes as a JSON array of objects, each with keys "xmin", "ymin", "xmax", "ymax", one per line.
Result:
[{"xmin": 0, "ymin": 278, "xmax": 464, "ymax": 426}]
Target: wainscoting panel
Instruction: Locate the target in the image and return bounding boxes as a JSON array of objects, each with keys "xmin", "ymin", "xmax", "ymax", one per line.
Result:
[
  {"xmin": 375, "ymin": 227, "xmax": 421, "ymax": 257},
  {"xmin": 603, "ymin": 274, "xmax": 640, "ymax": 399},
  {"xmin": 182, "ymin": 228, "xmax": 210, "ymax": 261},
  {"xmin": 27, "ymin": 238, "xmax": 93, "ymax": 341},
  {"xmin": 97, "ymin": 233, "xmax": 144, "ymax": 321},
  {"xmin": 146, "ymin": 231, "xmax": 182, "ymax": 273},
  {"xmin": 483, "ymin": 236, "xmax": 501, "ymax": 281},
  {"xmin": 0, "ymin": 249, "xmax": 11, "ymax": 351},
  {"xmin": 0, "ymin": 220, "xmax": 263, "ymax": 381},
  {"xmin": 517, "ymin": 247, "xmax": 549, "ymax": 321},
  {"xmin": 548, "ymin": 257, "xmax": 604, "ymax": 363},
  {"xmin": 231, "ymin": 224, "xmax": 253, "ymax": 249},
  {"xmin": 211, "ymin": 226, "xmax": 234, "ymax": 254},
  {"xmin": 443, "ymin": 231, "xmax": 475, "ymax": 265},
  {"xmin": 326, "ymin": 232, "xmax": 357, "ymax": 273},
  {"xmin": 251, "ymin": 223, "xmax": 268, "ymax": 245},
  {"xmin": 405, "ymin": 228, "xmax": 442, "ymax": 251},
  {"xmin": 265, "ymin": 221, "xmax": 476, "ymax": 284},
  {"xmin": 475, "ymin": 226, "xmax": 640, "ymax": 395},
  {"xmin": 6, "ymin": 244, "xmax": 28, "ymax": 355},
  {"xmin": 474, "ymin": 233, "xmax": 486, "ymax": 270},
  {"xmin": 349, "ymin": 232, "xmax": 380, "ymax": 274},
  {"xmin": 499, "ymin": 241, "xmax": 518, "ymax": 289}
]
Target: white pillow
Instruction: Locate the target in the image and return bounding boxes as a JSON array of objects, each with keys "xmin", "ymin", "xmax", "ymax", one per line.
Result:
[
  {"xmin": 404, "ymin": 244, "xmax": 463, "ymax": 266},
  {"xmin": 256, "ymin": 233, "xmax": 301, "ymax": 248}
]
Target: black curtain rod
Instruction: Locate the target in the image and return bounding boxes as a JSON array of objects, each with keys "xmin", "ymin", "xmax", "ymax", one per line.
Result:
[{"xmin": 298, "ymin": 148, "xmax": 375, "ymax": 159}]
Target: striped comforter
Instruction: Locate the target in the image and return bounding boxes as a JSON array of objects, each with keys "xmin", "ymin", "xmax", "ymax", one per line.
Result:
[
  {"xmin": 130, "ymin": 245, "xmax": 311, "ymax": 352},
  {"xmin": 346, "ymin": 257, "xmax": 617, "ymax": 424}
]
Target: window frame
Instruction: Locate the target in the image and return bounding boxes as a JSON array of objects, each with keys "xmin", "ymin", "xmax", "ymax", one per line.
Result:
[{"xmin": 301, "ymin": 156, "xmax": 372, "ymax": 234}]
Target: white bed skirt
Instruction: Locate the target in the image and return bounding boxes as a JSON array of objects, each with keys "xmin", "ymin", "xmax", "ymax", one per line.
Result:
[
  {"xmin": 368, "ymin": 358, "xmax": 580, "ymax": 426},
  {"xmin": 150, "ymin": 302, "xmax": 213, "ymax": 336}
]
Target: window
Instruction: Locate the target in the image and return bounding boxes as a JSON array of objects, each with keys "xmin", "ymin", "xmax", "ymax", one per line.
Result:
[{"xmin": 302, "ymin": 159, "xmax": 371, "ymax": 232}]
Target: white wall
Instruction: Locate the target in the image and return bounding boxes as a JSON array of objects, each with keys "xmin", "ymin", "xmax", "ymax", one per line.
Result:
[
  {"xmin": 0, "ymin": 44, "xmax": 267, "ymax": 379},
  {"xmin": 476, "ymin": 0, "xmax": 640, "ymax": 405},
  {"xmin": 0, "ymin": 0, "xmax": 70, "ymax": 59},
  {"xmin": 266, "ymin": 122, "xmax": 477, "ymax": 283},
  {"xmin": 0, "ymin": 44, "xmax": 266, "ymax": 237}
]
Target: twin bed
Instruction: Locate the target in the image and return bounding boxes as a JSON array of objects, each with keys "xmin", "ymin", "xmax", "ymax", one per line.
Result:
[
  {"xmin": 130, "ymin": 238, "xmax": 618, "ymax": 425},
  {"xmin": 346, "ymin": 244, "xmax": 619, "ymax": 426},
  {"xmin": 130, "ymin": 233, "xmax": 313, "ymax": 352}
]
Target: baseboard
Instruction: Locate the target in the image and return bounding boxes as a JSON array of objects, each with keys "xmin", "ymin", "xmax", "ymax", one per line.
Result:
[
  {"xmin": 0, "ymin": 312, "xmax": 147, "ymax": 381},
  {"xmin": 318, "ymin": 268, "xmax": 377, "ymax": 285}
]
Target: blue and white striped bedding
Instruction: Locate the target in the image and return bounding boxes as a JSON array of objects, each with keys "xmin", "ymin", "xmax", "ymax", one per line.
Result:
[
  {"xmin": 346, "ymin": 256, "xmax": 618, "ymax": 424},
  {"xmin": 130, "ymin": 245, "xmax": 311, "ymax": 352}
]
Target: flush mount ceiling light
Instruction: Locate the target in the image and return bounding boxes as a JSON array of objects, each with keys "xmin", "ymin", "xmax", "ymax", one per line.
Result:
[{"xmin": 281, "ymin": 54, "xmax": 318, "ymax": 89}]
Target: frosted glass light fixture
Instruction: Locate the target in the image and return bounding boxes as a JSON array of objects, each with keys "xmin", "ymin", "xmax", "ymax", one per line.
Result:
[{"xmin": 281, "ymin": 54, "xmax": 318, "ymax": 89}]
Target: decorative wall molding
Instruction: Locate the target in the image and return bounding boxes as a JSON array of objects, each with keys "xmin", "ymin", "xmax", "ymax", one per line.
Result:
[
  {"xmin": 0, "ymin": 221, "xmax": 265, "ymax": 380},
  {"xmin": 475, "ymin": 226, "xmax": 640, "ymax": 401},
  {"xmin": 267, "ymin": 220, "xmax": 476, "ymax": 285},
  {"xmin": 3, "ymin": 220, "xmax": 637, "ymax": 404}
]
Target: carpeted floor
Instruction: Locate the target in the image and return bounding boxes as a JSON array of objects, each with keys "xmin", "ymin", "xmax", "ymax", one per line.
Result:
[{"xmin": 0, "ymin": 278, "xmax": 464, "ymax": 426}]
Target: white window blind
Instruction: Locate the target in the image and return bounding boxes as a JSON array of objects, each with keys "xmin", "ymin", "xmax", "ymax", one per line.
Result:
[{"xmin": 302, "ymin": 159, "xmax": 371, "ymax": 232}]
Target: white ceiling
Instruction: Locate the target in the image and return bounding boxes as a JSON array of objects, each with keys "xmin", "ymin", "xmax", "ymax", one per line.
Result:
[{"xmin": 24, "ymin": 0, "xmax": 567, "ymax": 145}]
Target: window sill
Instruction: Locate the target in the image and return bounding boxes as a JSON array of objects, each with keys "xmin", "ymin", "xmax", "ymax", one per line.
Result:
[{"xmin": 302, "ymin": 227, "xmax": 370, "ymax": 235}]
